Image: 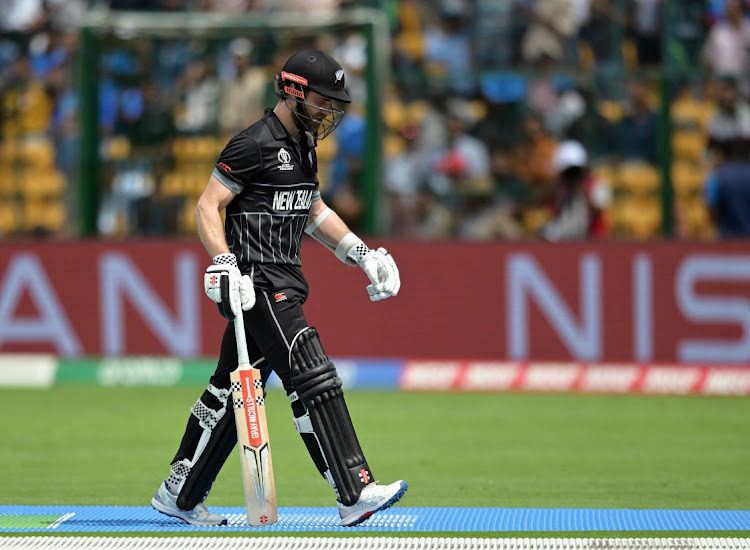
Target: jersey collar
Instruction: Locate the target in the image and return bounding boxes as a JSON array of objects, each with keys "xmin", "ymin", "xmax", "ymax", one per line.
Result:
[{"xmin": 263, "ymin": 109, "xmax": 293, "ymax": 142}]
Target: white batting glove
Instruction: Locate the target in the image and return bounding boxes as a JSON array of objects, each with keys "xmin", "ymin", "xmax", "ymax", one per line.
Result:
[
  {"xmin": 204, "ymin": 253, "xmax": 255, "ymax": 319},
  {"xmin": 352, "ymin": 246, "xmax": 401, "ymax": 302}
]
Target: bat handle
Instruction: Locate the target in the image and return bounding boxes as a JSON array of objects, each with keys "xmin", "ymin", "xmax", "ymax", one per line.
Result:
[{"xmin": 233, "ymin": 310, "xmax": 250, "ymax": 367}]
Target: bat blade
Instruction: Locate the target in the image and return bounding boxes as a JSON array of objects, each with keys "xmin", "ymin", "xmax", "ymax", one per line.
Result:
[{"xmin": 231, "ymin": 366, "xmax": 278, "ymax": 526}]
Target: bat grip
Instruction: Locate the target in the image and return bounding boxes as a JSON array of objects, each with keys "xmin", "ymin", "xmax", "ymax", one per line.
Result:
[{"xmin": 233, "ymin": 310, "xmax": 250, "ymax": 366}]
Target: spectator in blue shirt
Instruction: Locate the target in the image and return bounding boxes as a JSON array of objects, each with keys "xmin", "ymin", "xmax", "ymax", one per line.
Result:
[
  {"xmin": 619, "ymin": 77, "xmax": 658, "ymax": 164},
  {"xmin": 705, "ymin": 137, "xmax": 750, "ymax": 237}
]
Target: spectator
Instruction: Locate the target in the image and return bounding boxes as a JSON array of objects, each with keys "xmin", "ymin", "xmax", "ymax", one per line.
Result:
[
  {"xmin": 385, "ymin": 122, "xmax": 429, "ymax": 236},
  {"xmin": 708, "ymin": 76, "xmax": 750, "ymax": 149},
  {"xmin": 520, "ymin": 0, "xmax": 579, "ymax": 66},
  {"xmin": 415, "ymin": 184, "xmax": 453, "ymax": 239},
  {"xmin": 0, "ymin": 0, "xmax": 46, "ymax": 52},
  {"xmin": 174, "ymin": 58, "xmax": 219, "ymax": 135},
  {"xmin": 672, "ymin": 0, "xmax": 707, "ymax": 68},
  {"xmin": 127, "ymin": 82, "xmax": 175, "ymax": 164},
  {"xmin": 540, "ymin": 140, "xmax": 611, "ymax": 240},
  {"xmin": 513, "ymin": 111, "xmax": 557, "ymax": 194},
  {"xmin": 2, "ymin": 53, "xmax": 53, "ymax": 136},
  {"xmin": 474, "ymin": 72, "xmax": 525, "ymax": 148},
  {"xmin": 325, "ymin": 104, "xmax": 366, "ymax": 231},
  {"xmin": 579, "ymin": 0, "xmax": 617, "ymax": 65},
  {"xmin": 707, "ymin": 0, "xmax": 750, "ymax": 26},
  {"xmin": 703, "ymin": 0, "xmax": 750, "ymax": 94},
  {"xmin": 451, "ymin": 128, "xmax": 524, "ymax": 239},
  {"xmin": 544, "ymin": 80, "xmax": 586, "ymax": 139},
  {"xmin": 619, "ymin": 77, "xmax": 658, "ymax": 164},
  {"xmin": 423, "ymin": 1, "xmax": 473, "ymax": 96},
  {"xmin": 218, "ymin": 38, "xmax": 268, "ymax": 134},
  {"xmin": 426, "ymin": 108, "xmax": 492, "ymax": 198},
  {"xmin": 332, "ymin": 32, "xmax": 368, "ymax": 105},
  {"xmin": 705, "ymin": 137, "xmax": 750, "ymax": 236},
  {"xmin": 628, "ymin": 0, "xmax": 661, "ymax": 66}
]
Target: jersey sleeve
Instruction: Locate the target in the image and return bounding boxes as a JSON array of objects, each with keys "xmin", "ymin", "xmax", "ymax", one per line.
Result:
[{"xmin": 212, "ymin": 133, "xmax": 263, "ymax": 194}]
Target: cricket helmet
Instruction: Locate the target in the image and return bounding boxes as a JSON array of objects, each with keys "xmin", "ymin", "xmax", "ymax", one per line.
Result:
[{"xmin": 275, "ymin": 49, "xmax": 350, "ymax": 141}]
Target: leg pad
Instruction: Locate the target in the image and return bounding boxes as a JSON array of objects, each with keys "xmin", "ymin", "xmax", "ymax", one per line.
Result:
[
  {"xmin": 171, "ymin": 385, "xmax": 238, "ymax": 511},
  {"xmin": 290, "ymin": 328, "xmax": 373, "ymax": 506}
]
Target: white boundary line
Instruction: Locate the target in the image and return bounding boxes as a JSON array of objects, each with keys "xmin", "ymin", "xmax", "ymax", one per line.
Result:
[
  {"xmin": 45, "ymin": 513, "xmax": 75, "ymax": 530},
  {"xmin": 1, "ymin": 537, "xmax": 749, "ymax": 550}
]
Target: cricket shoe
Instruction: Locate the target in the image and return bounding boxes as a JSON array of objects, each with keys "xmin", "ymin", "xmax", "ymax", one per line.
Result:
[
  {"xmin": 338, "ymin": 480, "xmax": 408, "ymax": 527},
  {"xmin": 151, "ymin": 482, "xmax": 227, "ymax": 526}
]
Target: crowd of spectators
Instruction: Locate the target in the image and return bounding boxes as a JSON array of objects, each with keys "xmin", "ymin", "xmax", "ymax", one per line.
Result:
[{"xmin": 2, "ymin": 0, "xmax": 750, "ymax": 239}]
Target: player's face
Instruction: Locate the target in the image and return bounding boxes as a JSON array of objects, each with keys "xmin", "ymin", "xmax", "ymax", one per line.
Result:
[
  {"xmin": 304, "ymin": 91, "xmax": 334, "ymax": 130},
  {"xmin": 289, "ymin": 87, "xmax": 344, "ymax": 140}
]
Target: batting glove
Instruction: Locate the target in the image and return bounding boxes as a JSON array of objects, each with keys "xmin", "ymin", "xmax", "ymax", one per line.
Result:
[{"xmin": 204, "ymin": 253, "xmax": 255, "ymax": 319}]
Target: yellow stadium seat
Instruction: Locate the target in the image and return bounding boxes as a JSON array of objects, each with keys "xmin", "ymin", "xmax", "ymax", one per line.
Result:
[
  {"xmin": 672, "ymin": 160, "xmax": 705, "ymax": 198},
  {"xmin": 23, "ymin": 171, "xmax": 66, "ymax": 198},
  {"xmin": 405, "ymin": 100, "xmax": 429, "ymax": 124},
  {"xmin": 0, "ymin": 140, "xmax": 15, "ymax": 164},
  {"xmin": 194, "ymin": 137, "xmax": 215, "ymax": 159},
  {"xmin": 23, "ymin": 199, "xmax": 66, "ymax": 234},
  {"xmin": 185, "ymin": 173, "xmax": 208, "ymax": 196},
  {"xmin": 616, "ymin": 162, "xmax": 660, "ymax": 194},
  {"xmin": 671, "ymin": 97, "xmax": 715, "ymax": 133},
  {"xmin": 592, "ymin": 163, "xmax": 616, "ymax": 187},
  {"xmin": 617, "ymin": 196, "xmax": 662, "ymax": 238},
  {"xmin": 384, "ymin": 133, "xmax": 406, "ymax": 157},
  {"xmin": 0, "ymin": 203, "xmax": 19, "ymax": 235},
  {"xmin": 172, "ymin": 138, "xmax": 189, "ymax": 160},
  {"xmin": 20, "ymin": 138, "xmax": 55, "ymax": 170},
  {"xmin": 160, "ymin": 172, "xmax": 185, "ymax": 196},
  {"xmin": 383, "ymin": 100, "xmax": 407, "ymax": 132},
  {"xmin": 104, "ymin": 136, "xmax": 132, "ymax": 161},
  {"xmin": 598, "ymin": 101, "xmax": 624, "ymax": 123},
  {"xmin": 0, "ymin": 168, "xmax": 15, "ymax": 197},
  {"xmin": 677, "ymin": 197, "xmax": 713, "ymax": 238},
  {"xmin": 672, "ymin": 130, "xmax": 706, "ymax": 162},
  {"xmin": 395, "ymin": 31, "xmax": 424, "ymax": 60}
]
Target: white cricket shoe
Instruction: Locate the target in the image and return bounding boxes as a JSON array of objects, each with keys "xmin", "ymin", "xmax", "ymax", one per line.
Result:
[
  {"xmin": 338, "ymin": 480, "xmax": 408, "ymax": 527},
  {"xmin": 151, "ymin": 482, "xmax": 228, "ymax": 526}
]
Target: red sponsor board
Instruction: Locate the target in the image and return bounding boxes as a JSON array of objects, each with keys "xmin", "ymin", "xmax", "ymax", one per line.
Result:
[
  {"xmin": 400, "ymin": 360, "xmax": 750, "ymax": 395},
  {"xmin": 0, "ymin": 239, "xmax": 749, "ymax": 363}
]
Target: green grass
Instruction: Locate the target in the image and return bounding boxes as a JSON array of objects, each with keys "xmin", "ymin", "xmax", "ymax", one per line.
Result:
[{"xmin": 1, "ymin": 388, "xmax": 749, "ymax": 535}]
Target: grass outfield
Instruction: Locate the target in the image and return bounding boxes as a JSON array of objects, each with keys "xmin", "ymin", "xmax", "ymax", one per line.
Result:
[{"xmin": 1, "ymin": 387, "xmax": 749, "ymax": 536}]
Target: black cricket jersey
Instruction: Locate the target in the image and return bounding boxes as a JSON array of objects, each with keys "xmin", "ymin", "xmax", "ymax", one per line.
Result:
[{"xmin": 212, "ymin": 109, "xmax": 320, "ymax": 298}]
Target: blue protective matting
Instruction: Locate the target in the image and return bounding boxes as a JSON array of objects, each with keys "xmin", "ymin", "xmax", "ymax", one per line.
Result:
[{"xmin": 1, "ymin": 505, "xmax": 749, "ymax": 533}]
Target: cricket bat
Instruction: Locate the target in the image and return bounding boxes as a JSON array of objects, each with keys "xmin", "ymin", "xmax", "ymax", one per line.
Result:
[{"xmin": 230, "ymin": 310, "xmax": 278, "ymax": 526}]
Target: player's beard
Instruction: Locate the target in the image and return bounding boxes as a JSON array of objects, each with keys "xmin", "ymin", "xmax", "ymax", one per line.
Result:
[{"xmin": 293, "ymin": 101, "xmax": 320, "ymax": 138}]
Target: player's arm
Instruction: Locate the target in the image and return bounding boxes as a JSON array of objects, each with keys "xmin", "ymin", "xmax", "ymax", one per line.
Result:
[
  {"xmin": 196, "ymin": 175, "xmax": 255, "ymax": 318},
  {"xmin": 199, "ymin": 134, "xmax": 263, "ymax": 318},
  {"xmin": 305, "ymin": 198, "xmax": 401, "ymax": 301},
  {"xmin": 195, "ymin": 175, "xmax": 236, "ymax": 259}
]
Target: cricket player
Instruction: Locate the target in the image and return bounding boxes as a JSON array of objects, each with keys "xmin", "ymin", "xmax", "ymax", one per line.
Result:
[{"xmin": 151, "ymin": 49, "xmax": 407, "ymax": 526}]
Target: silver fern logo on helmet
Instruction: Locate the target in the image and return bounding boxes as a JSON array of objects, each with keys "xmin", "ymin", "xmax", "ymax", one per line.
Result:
[{"xmin": 335, "ymin": 69, "xmax": 344, "ymax": 83}]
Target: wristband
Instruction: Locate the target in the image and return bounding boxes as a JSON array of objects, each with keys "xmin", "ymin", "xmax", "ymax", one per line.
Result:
[
  {"xmin": 346, "ymin": 241, "xmax": 370, "ymax": 264},
  {"xmin": 334, "ymin": 232, "xmax": 363, "ymax": 264},
  {"xmin": 213, "ymin": 253, "xmax": 237, "ymax": 267}
]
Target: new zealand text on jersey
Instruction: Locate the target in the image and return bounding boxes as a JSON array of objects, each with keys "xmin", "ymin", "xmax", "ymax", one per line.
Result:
[{"xmin": 272, "ymin": 189, "xmax": 314, "ymax": 212}]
